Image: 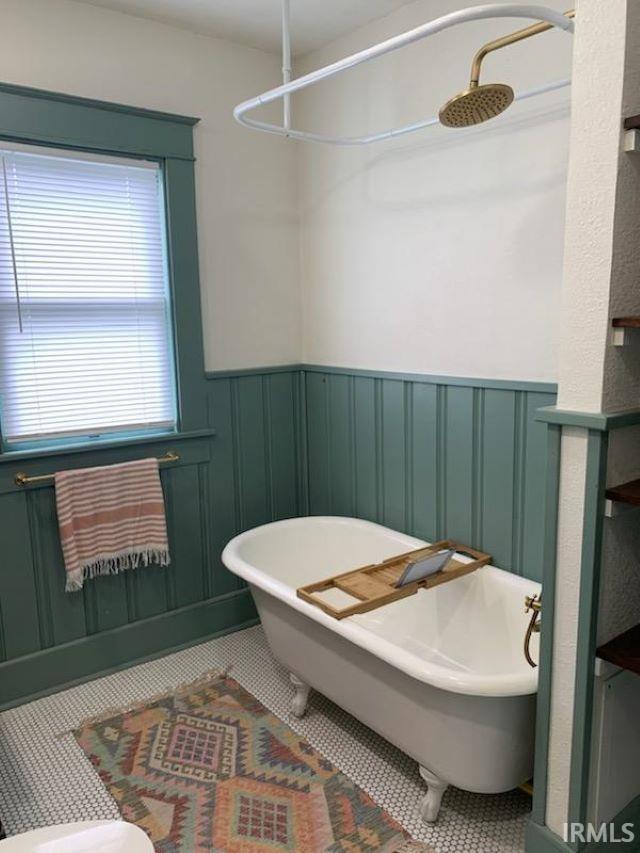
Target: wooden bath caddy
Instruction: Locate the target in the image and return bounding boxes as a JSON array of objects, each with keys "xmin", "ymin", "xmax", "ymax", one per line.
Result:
[{"xmin": 297, "ymin": 540, "xmax": 492, "ymax": 619}]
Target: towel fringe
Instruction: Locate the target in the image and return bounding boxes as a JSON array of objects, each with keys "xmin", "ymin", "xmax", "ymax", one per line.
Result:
[{"xmin": 65, "ymin": 547, "xmax": 170, "ymax": 592}]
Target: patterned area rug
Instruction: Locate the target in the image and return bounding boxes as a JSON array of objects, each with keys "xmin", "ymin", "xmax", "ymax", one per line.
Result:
[{"xmin": 73, "ymin": 672, "xmax": 432, "ymax": 852}]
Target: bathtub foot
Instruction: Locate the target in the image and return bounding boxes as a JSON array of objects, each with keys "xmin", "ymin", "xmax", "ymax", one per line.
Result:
[
  {"xmin": 419, "ymin": 766, "xmax": 448, "ymax": 823},
  {"xmin": 290, "ymin": 674, "xmax": 310, "ymax": 718}
]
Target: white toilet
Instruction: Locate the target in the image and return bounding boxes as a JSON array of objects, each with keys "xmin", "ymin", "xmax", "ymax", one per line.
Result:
[{"xmin": 0, "ymin": 821, "xmax": 153, "ymax": 852}]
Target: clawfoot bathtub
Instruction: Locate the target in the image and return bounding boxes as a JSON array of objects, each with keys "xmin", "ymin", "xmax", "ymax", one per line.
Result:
[{"xmin": 222, "ymin": 516, "xmax": 540, "ymax": 822}]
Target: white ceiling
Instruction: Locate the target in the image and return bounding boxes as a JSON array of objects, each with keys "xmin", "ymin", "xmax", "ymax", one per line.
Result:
[{"xmin": 73, "ymin": 0, "xmax": 418, "ymax": 55}]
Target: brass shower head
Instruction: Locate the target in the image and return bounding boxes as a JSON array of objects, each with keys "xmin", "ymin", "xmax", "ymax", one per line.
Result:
[
  {"xmin": 439, "ymin": 82, "xmax": 514, "ymax": 128},
  {"xmin": 439, "ymin": 9, "xmax": 574, "ymax": 129}
]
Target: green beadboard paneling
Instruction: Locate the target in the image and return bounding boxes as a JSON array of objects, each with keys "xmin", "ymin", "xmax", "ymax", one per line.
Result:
[
  {"xmin": 481, "ymin": 389, "xmax": 517, "ymax": 569},
  {"xmin": 206, "ymin": 373, "xmax": 302, "ymax": 597},
  {"xmin": 353, "ymin": 377, "xmax": 377, "ymax": 522},
  {"xmin": 328, "ymin": 374, "xmax": 356, "ymax": 517},
  {"xmin": 445, "ymin": 386, "xmax": 475, "ymax": 546},
  {"xmin": 0, "ymin": 363, "xmax": 553, "ymax": 706},
  {"xmin": 381, "ymin": 379, "xmax": 408, "ymax": 531},
  {"xmin": 235, "ymin": 375, "xmax": 270, "ymax": 530},
  {"xmin": 522, "ymin": 392, "xmax": 557, "ymax": 581},
  {"xmin": 0, "ymin": 493, "xmax": 41, "ymax": 660},
  {"xmin": 0, "ymin": 591, "xmax": 257, "ymax": 710},
  {"xmin": 306, "ymin": 372, "xmax": 332, "ymax": 515},
  {"xmin": 264, "ymin": 373, "xmax": 299, "ymax": 521},
  {"xmin": 0, "ymin": 366, "xmax": 301, "ymax": 705},
  {"xmin": 410, "ymin": 382, "xmax": 439, "ymax": 542},
  {"xmin": 207, "ymin": 377, "xmax": 241, "ymax": 597},
  {"xmin": 303, "ymin": 370, "xmax": 557, "ymax": 580}
]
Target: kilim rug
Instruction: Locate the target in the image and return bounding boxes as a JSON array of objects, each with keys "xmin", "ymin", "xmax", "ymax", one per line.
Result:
[{"xmin": 72, "ymin": 671, "xmax": 433, "ymax": 852}]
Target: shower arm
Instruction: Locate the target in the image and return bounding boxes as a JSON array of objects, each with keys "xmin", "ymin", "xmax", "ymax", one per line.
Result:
[{"xmin": 470, "ymin": 8, "xmax": 575, "ymax": 87}]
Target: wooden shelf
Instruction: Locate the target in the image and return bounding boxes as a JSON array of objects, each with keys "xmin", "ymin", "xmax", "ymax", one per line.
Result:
[
  {"xmin": 605, "ymin": 479, "xmax": 640, "ymax": 508},
  {"xmin": 611, "ymin": 317, "xmax": 640, "ymax": 346},
  {"xmin": 612, "ymin": 317, "xmax": 640, "ymax": 329},
  {"xmin": 597, "ymin": 624, "xmax": 640, "ymax": 676}
]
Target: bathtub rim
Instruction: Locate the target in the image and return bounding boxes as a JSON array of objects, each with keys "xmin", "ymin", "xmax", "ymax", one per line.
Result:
[{"xmin": 222, "ymin": 516, "xmax": 540, "ymax": 698}]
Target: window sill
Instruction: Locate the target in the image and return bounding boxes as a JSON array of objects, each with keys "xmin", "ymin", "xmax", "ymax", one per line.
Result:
[{"xmin": 0, "ymin": 428, "xmax": 216, "ymax": 465}]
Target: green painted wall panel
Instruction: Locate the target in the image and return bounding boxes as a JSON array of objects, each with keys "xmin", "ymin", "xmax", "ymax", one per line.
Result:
[
  {"xmin": 235, "ymin": 375, "xmax": 270, "ymax": 530},
  {"xmin": 167, "ymin": 464, "xmax": 206, "ymax": 607},
  {"xmin": 302, "ymin": 370, "xmax": 557, "ymax": 579},
  {"xmin": 410, "ymin": 383, "xmax": 438, "ymax": 542},
  {"xmin": 481, "ymin": 390, "xmax": 516, "ymax": 568},
  {"xmin": 29, "ymin": 488, "xmax": 88, "ymax": 646},
  {"xmin": 0, "ymin": 591, "xmax": 257, "ymax": 710},
  {"xmin": 327, "ymin": 374, "xmax": 355, "ymax": 517},
  {"xmin": 306, "ymin": 372, "xmax": 332, "ymax": 515},
  {"xmin": 132, "ymin": 567, "xmax": 170, "ymax": 621},
  {"xmin": 205, "ymin": 372, "xmax": 301, "ymax": 584},
  {"xmin": 522, "ymin": 392, "xmax": 557, "ymax": 583},
  {"xmin": 0, "ymin": 364, "xmax": 554, "ymax": 706},
  {"xmin": 93, "ymin": 573, "xmax": 130, "ymax": 634},
  {"xmin": 444, "ymin": 386, "xmax": 475, "ymax": 545},
  {"xmin": 0, "ymin": 371, "xmax": 300, "ymax": 704},
  {"xmin": 381, "ymin": 380, "xmax": 407, "ymax": 531},
  {"xmin": 265, "ymin": 373, "xmax": 298, "ymax": 521},
  {"xmin": 0, "ymin": 493, "xmax": 41, "ymax": 660},
  {"xmin": 207, "ymin": 378, "xmax": 242, "ymax": 596},
  {"xmin": 353, "ymin": 377, "xmax": 378, "ymax": 522}
]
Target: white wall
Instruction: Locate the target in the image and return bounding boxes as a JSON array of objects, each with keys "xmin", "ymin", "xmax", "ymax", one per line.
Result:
[
  {"xmin": 0, "ymin": 0, "xmax": 300, "ymax": 371},
  {"xmin": 0, "ymin": 0, "xmax": 575, "ymax": 381},
  {"xmin": 296, "ymin": 0, "xmax": 573, "ymax": 381}
]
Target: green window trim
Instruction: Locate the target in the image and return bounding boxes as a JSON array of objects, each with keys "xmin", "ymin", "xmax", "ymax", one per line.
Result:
[{"xmin": 0, "ymin": 82, "xmax": 209, "ymax": 453}]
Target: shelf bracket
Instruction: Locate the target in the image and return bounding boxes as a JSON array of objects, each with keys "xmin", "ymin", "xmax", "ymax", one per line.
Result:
[
  {"xmin": 624, "ymin": 128, "xmax": 640, "ymax": 153},
  {"xmin": 604, "ymin": 498, "xmax": 638, "ymax": 518},
  {"xmin": 612, "ymin": 327, "xmax": 628, "ymax": 347}
]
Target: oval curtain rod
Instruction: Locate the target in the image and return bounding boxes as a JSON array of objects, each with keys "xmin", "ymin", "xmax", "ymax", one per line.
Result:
[{"xmin": 233, "ymin": 3, "xmax": 575, "ymax": 146}]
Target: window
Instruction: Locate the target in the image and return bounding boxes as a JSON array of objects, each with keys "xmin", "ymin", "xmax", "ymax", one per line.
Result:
[{"xmin": 0, "ymin": 143, "xmax": 177, "ymax": 447}]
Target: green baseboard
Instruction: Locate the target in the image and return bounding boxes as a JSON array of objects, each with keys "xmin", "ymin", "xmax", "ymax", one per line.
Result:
[
  {"xmin": 527, "ymin": 823, "xmax": 572, "ymax": 853},
  {"xmin": 0, "ymin": 589, "xmax": 258, "ymax": 710}
]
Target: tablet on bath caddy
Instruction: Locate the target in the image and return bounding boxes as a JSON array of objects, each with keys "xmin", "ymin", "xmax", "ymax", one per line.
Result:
[{"xmin": 395, "ymin": 548, "xmax": 456, "ymax": 588}]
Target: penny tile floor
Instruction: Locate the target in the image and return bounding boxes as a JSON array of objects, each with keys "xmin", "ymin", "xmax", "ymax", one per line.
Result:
[{"xmin": 0, "ymin": 625, "xmax": 529, "ymax": 852}]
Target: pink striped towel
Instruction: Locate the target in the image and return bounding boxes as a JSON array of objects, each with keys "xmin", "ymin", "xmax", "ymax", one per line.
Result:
[{"xmin": 55, "ymin": 458, "xmax": 170, "ymax": 593}]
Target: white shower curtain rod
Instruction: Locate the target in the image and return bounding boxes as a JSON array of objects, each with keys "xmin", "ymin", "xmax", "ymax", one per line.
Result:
[{"xmin": 233, "ymin": 3, "xmax": 574, "ymax": 146}]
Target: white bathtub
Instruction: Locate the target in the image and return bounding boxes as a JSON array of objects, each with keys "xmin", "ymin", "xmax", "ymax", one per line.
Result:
[{"xmin": 222, "ymin": 516, "xmax": 540, "ymax": 821}]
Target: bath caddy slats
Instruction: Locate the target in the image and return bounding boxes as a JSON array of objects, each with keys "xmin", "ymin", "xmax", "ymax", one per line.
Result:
[{"xmin": 297, "ymin": 540, "xmax": 492, "ymax": 619}]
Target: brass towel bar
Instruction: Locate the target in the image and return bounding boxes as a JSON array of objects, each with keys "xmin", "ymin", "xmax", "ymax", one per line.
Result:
[{"xmin": 14, "ymin": 451, "xmax": 180, "ymax": 487}]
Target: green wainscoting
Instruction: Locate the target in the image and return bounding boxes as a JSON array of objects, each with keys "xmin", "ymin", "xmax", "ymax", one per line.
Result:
[
  {"xmin": 0, "ymin": 371, "xmax": 302, "ymax": 708},
  {"xmin": 206, "ymin": 370, "xmax": 303, "ymax": 595},
  {"xmin": 0, "ymin": 364, "xmax": 555, "ymax": 707},
  {"xmin": 303, "ymin": 367, "xmax": 556, "ymax": 580}
]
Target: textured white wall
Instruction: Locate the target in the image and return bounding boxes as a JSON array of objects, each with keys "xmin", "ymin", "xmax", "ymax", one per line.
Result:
[
  {"xmin": 0, "ymin": 0, "xmax": 301, "ymax": 371},
  {"xmin": 296, "ymin": 0, "xmax": 573, "ymax": 381},
  {"xmin": 547, "ymin": 0, "xmax": 640, "ymax": 835},
  {"xmin": 556, "ymin": 0, "xmax": 628, "ymax": 412}
]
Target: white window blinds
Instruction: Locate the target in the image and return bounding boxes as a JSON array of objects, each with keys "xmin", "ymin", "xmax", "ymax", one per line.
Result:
[{"xmin": 0, "ymin": 144, "xmax": 177, "ymax": 446}]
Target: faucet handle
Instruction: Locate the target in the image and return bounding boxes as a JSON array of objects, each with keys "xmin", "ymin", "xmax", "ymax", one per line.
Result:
[{"xmin": 525, "ymin": 594, "xmax": 542, "ymax": 614}]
